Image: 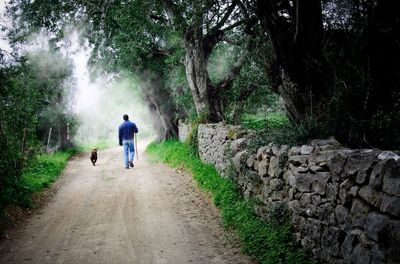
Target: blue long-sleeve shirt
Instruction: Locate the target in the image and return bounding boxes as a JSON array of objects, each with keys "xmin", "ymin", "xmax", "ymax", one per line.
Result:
[{"xmin": 119, "ymin": 120, "xmax": 138, "ymax": 145}]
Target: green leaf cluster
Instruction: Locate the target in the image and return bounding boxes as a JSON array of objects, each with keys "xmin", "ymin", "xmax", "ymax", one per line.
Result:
[{"xmin": 0, "ymin": 49, "xmax": 76, "ymax": 213}]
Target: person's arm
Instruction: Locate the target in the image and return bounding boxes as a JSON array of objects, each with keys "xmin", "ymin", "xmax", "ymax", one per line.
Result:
[
  {"xmin": 133, "ymin": 123, "xmax": 138, "ymax": 134},
  {"xmin": 118, "ymin": 126, "xmax": 123, "ymax": 146}
]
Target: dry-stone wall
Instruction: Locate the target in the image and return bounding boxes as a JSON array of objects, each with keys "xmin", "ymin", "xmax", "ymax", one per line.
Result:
[
  {"xmin": 178, "ymin": 120, "xmax": 191, "ymax": 142},
  {"xmin": 182, "ymin": 122, "xmax": 400, "ymax": 264}
]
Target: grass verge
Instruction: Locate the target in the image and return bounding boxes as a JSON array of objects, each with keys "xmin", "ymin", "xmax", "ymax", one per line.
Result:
[
  {"xmin": 146, "ymin": 140, "xmax": 312, "ymax": 264},
  {"xmin": 0, "ymin": 149, "xmax": 77, "ymax": 212},
  {"xmin": 0, "ymin": 148, "xmax": 77, "ymax": 235},
  {"xmin": 241, "ymin": 112, "xmax": 289, "ymax": 131},
  {"xmin": 21, "ymin": 149, "xmax": 76, "ymax": 194}
]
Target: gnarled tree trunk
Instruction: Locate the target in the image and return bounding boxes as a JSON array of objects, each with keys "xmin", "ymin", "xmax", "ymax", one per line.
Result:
[
  {"xmin": 162, "ymin": 0, "xmax": 251, "ymax": 123},
  {"xmin": 257, "ymin": 0, "xmax": 328, "ymax": 123},
  {"xmin": 184, "ymin": 26, "xmax": 210, "ymax": 116},
  {"xmin": 145, "ymin": 98, "xmax": 177, "ymax": 141},
  {"xmin": 184, "ymin": 26, "xmax": 224, "ymax": 122},
  {"xmin": 140, "ymin": 73, "xmax": 178, "ymax": 141}
]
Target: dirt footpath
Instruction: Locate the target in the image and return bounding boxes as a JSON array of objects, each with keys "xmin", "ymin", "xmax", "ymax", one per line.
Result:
[{"xmin": 0, "ymin": 142, "xmax": 253, "ymax": 264}]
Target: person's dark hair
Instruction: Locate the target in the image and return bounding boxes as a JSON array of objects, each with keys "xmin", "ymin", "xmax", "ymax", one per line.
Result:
[{"xmin": 123, "ymin": 114, "xmax": 129, "ymax": 121}]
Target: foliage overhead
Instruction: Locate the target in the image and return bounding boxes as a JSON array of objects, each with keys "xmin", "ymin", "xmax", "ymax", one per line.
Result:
[{"xmin": 4, "ymin": 0, "xmax": 400, "ymax": 148}]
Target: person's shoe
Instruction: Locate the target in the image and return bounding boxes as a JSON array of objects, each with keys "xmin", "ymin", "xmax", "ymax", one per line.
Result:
[
  {"xmin": 125, "ymin": 166, "xmax": 130, "ymax": 169},
  {"xmin": 129, "ymin": 161, "xmax": 134, "ymax": 167}
]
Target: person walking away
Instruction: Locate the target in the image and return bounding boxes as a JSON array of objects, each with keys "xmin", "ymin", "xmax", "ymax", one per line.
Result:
[{"xmin": 119, "ymin": 114, "xmax": 139, "ymax": 169}]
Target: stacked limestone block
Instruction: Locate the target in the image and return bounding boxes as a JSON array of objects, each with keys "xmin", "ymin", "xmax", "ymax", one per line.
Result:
[
  {"xmin": 195, "ymin": 123, "xmax": 400, "ymax": 264},
  {"xmin": 178, "ymin": 121, "xmax": 191, "ymax": 142},
  {"xmin": 198, "ymin": 123, "xmax": 249, "ymax": 177}
]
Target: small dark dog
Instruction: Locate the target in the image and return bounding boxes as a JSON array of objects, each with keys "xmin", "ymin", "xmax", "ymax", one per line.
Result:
[{"xmin": 90, "ymin": 148, "xmax": 97, "ymax": 166}]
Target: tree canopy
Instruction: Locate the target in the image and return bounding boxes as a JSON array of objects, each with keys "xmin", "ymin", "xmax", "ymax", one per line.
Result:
[{"xmin": 3, "ymin": 0, "xmax": 400, "ymax": 148}]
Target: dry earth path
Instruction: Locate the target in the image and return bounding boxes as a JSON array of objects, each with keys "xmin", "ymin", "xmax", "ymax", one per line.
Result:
[{"xmin": 0, "ymin": 141, "xmax": 253, "ymax": 264}]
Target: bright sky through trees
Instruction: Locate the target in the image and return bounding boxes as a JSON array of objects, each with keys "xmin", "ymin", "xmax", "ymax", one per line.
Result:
[{"xmin": 0, "ymin": 0, "xmax": 11, "ymax": 53}]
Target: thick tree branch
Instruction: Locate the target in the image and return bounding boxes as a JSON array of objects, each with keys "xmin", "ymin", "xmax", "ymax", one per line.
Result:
[
  {"xmin": 203, "ymin": 9, "xmax": 247, "ymax": 58},
  {"xmin": 256, "ymin": 0, "xmax": 294, "ymax": 81},
  {"xmin": 0, "ymin": 48, "xmax": 15, "ymax": 62},
  {"xmin": 217, "ymin": 49, "xmax": 248, "ymax": 92},
  {"xmin": 234, "ymin": 0, "xmax": 250, "ymax": 20},
  {"xmin": 160, "ymin": 0, "xmax": 187, "ymax": 30},
  {"xmin": 0, "ymin": 21, "xmax": 12, "ymax": 31},
  {"xmin": 210, "ymin": 2, "xmax": 237, "ymax": 32},
  {"xmin": 203, "ymin": 29, "xmax": 224, "ymax": 59},
  {"xmin": 258, "ymin": 0, "xmax": 287, "ymax": 36},
  {"xmin": 222, "ymin": 36, "xmax": 242, "ymax": 46},
  {"xmin": 202, "ymin": 0, "xmax": 218, "ymax": 18},
  {"xmin": 293, "ymin": 0, "xmax": 323, "ymax": 58},
  {"xmin": 221, "ymin": 19, "xmax": 246, "ymax": 32}
]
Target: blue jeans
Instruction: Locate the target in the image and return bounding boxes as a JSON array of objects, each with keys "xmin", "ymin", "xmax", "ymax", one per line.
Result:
[{"xmin": 123, "ymin": 139, "xmax": 135, "ymax": 167}]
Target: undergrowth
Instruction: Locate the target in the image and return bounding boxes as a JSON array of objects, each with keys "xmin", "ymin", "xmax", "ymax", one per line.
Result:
[
  {"xmin": 0, "ymin": 149, "xmax": 76, "ymax": 211},
  {"xmin": 1, "ymin": 140, "xmax": 111, "ymax": 213},
  {"xmin": 241, "ymin": 112, "xmax": 289, "ymax": 131},
  {"xmin": 146, "ymin": 140, "xmax": 312, "ymax": 264},
  {"xmin": 22, "ymin": 150, "xmax": 75, "ymax": 193}
]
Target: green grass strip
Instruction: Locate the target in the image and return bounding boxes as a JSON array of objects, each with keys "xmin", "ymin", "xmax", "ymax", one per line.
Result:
[
  {"xmin": 241, "ymin": 112, "xmax": 289, "ymax": 130},
  {"xmin": 1, "ymin": 149, "xmax": 76, "ymax": 213},
  {"xmin": 146, "ymin": 140, "xmax": 312, "ymax": 264},
  {"xmin": 22, "ymin": 150, "xmax": 75, "ymax": 193}
]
